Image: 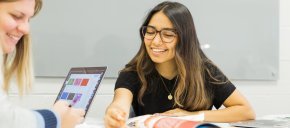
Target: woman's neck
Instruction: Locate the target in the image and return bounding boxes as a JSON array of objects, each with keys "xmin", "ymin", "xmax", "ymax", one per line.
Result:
[{"xmin": 155, "ymin": 61, "xmax": 177, "ymax": 80}]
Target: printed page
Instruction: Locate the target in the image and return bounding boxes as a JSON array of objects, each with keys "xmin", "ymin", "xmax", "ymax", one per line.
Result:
[{"xmin": 126, "ymin": 114, "xmax": 213, "ymax": 128}]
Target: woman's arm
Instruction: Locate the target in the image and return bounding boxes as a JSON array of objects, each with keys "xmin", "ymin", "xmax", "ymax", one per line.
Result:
[
  {"xmin": 104, "ymin": 88, "xmax": 133, "ymax": 128},
  {"xmin": 0, "ymin": 93, "xmax": 84, "ymax": 128},
  {"xmin": 163, "ymin": 90, "xmax": 255, "ymax": 122},
  {"xmin": 0, "ymin": 89, "xmax": 52, "ymax": 128},
  {"xmin": 203, "ymin": 89, "xmax": 255, "ymax": 122}
]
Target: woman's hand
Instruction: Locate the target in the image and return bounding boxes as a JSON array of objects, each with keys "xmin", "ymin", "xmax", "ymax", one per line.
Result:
[
  {"xmin": 104, "ymin": 88, "xmax": 133, "ymax": 128},
  {"xmin": 162, "ymin": 108, "xmax": 194, "ymax": 116},
  {"xmin": 161, "ymin": 108, "xmax": 205, "ymax": 121},
  {"xmin": 104, "ymin": 104, "xmax": 127, "ymax": 128},
  {"xmin": 53, "ymin": 100, "xmax": 85, "ymax": 128}
]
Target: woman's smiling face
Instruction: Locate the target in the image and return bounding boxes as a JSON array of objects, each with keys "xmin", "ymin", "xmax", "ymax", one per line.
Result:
[
  {"xmin": 144, "ymin": 11, "xmax": 178, "ymax": 65},
  {"xmin": 0, "ymin": 0, "xmax": 35, "ymax": 53}
]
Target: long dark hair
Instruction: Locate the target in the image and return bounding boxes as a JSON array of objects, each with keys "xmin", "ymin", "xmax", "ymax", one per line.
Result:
[{"xmin": 122, "ymin": 1, "xmax": 216, "ymax": 111}]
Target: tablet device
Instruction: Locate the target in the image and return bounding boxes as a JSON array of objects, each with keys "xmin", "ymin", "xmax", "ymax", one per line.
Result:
[{"xmin": 55, "ymin": 66, "xmax": 107, "ymax": 117}]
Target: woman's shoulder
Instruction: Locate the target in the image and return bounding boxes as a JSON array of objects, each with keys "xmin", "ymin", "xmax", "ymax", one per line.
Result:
[
  {"xmin": 118, "ymin": 70, "xmax": 139, "ymax": 81},
  {"xmin": 119, "ymin": 70, "xmax": 138, "ymax": 76},
  {"xmin": 204, "ymin": 60, "xmax": 220, "ymax": 74},
  {"xmin": 203, "ymin": 60, "xmax": 228, "ymax": 82},
  {"xmin": 116, "ymin": 70, "xmax": 141, "ymax": 90}
]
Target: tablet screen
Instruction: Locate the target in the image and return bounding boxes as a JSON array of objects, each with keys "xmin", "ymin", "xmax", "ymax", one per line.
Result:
[{"xmin": 55, "ymin": 67, "xmax": 107, "ymax": 116}]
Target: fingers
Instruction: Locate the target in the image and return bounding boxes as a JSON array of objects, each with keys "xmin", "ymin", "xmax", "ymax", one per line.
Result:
[
  {"xmin": 112, "ymin": 109, "xmax": 126, "ymax": 121},
  {"xmin": 52, "ymin": 100, "xmax": 71, "ymax": 116},
  {"xmin": 105, "ymin": 115, "xmax": 125, "ymax": 128},
  {"xmin": 72, "ymin": 108, "xmax": 85, "ymax": 117},
  {"xmin": 72, "ymin": 109, "xmax": 85, "ymax": 124},
  {"xmin": 60, "ymin": 108, "xmax": 85, "ymax": 128},
  {"xmin": 161, "ymin": 110, "xmax": 174, "ymax": 116},
  {"xmin": 71, "ymin": 108, "xmax": 86, "ymax": 124},
  {"xmin": 160, "ymin": 108, "xmax": 180, "ymax": 116},
  {"xmin": 161, "ymin": 108, "xmax": 189, "ymax": 116},
  {"xmin": 104, "ymin": 108, "xmax": 127, "ymax": 128}
]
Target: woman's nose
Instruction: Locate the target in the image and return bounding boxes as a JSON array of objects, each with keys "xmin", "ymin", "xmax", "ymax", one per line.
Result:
[
  {"xmin": 152, "ymin": 33, "xmax": 163, "ymax": 45},
  {"xmin": 17, "ymin": 21, "xmax": 30, "ymax": 35}
]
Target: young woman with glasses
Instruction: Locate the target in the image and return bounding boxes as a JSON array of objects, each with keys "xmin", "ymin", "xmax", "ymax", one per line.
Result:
[{"xmin": 104, "ymin": 1, "xmax": 255, "ymax": 128}]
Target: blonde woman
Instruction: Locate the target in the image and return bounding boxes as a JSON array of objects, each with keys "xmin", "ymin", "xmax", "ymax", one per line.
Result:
[
  {"xmin": 104, "ymin": 1, "xmax": 255, "ymax": 128},
  {"xmin": 0, "ymin": 0, "xmax": 84, "ymax": 127}
]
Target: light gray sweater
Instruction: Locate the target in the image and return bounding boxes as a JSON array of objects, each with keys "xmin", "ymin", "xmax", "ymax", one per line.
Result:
[{"xmin": 0, "ymin": 88, "xmax": 59, "ymax": 128}]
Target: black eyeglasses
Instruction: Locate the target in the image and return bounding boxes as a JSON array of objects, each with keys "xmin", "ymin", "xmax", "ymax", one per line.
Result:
[{"xmin": 141, "ymin": 26, "xmax": 177, "ymax": 43}]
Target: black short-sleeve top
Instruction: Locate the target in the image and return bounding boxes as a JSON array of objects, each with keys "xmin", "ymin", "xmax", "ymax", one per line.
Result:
[{"xmin": 115, "ymin": 63, "xmax": 236, "ymax": 116}]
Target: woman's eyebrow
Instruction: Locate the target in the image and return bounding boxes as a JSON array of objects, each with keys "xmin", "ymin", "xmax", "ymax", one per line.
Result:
[{"xmin": 147, "ymin": 25, "xmax": 175, "ymax": 30}]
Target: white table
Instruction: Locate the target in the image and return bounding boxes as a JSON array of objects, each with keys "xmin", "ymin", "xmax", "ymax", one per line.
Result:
[{"xmin": 76, "ymin": 117, "xmax": 104, "ymax": 128}]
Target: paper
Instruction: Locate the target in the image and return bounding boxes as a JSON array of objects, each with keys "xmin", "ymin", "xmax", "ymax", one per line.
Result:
[{"xmin": 126, "ymin": 114, "xmax": 224, "ymax": 128}]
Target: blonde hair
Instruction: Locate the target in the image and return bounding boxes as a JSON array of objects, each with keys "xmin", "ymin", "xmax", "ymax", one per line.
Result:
[{"xmin": 1, "ymin": 0, "xmax": 42, "ymax": 94}]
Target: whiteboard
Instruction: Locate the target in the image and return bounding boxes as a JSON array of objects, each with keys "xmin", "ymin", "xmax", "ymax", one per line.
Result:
[{"xmin": 30, "ymin": 0, "xmax": 279, "ymax": 80}]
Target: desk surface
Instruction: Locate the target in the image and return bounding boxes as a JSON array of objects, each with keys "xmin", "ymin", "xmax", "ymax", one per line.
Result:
[
  {"xmin": 76, "ymin": 117, "xmax": 104, "ymax": 128},
  {"xmin": 76, "ymin": 114, "xmax": 290, "ymax": 128},
  {"xmin": 230, "ymin": 114, "xmax": 290, "ymax": 128}
]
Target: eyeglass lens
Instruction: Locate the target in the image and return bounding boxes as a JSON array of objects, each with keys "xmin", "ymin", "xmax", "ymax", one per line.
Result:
[{"xmin": 142, "ymin": 26, "xmax": 176, "ymax": 43}]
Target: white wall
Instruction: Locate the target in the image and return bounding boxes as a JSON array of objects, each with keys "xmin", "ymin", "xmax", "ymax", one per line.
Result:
[{"xmin": 9, "ymin": 0, "xmax": 290, "ymax": 118}]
